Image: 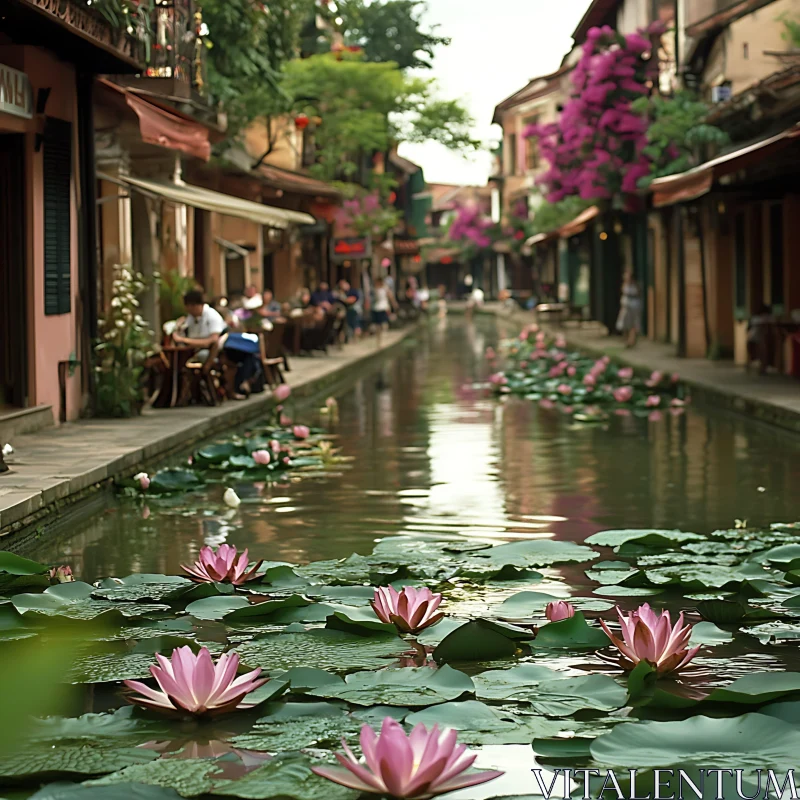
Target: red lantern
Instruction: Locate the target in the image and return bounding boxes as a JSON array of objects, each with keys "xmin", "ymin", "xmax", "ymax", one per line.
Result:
[
  {"xmin": 294, "ymin": 114, "xmax": 310, "ymax": 130},
  {"xmin": 388, "ymin": 191, "xmax": 397, "ymax": 204},
  {"xmin": 441, "ymin": 255, "xmax": 453, "ymax": 265}
]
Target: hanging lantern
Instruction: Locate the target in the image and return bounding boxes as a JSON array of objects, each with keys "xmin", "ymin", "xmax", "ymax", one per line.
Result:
[
  {"xmin": 294, "ymin": 114, "xmax": 310, "ymax": 130},
  {"xmin": 388, "ymin": 191, "xmax": 397, "ymax": 204}
]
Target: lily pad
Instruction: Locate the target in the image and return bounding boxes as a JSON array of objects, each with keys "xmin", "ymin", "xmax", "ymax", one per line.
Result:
[
  {"xmin": 586, "ymin": 529, "xmax": 704, "ymax": 552},
  {"xmin": 527, "ymin": 674, "xmax": 628, "ymax": 717},
  {"xmin": 307, "ymin": 665, "xmax": 474, "ymax": 707},
  {"xmin": 235, "ymin": 629, "xmax": 406, "ymax": 673},
  {"xmin": 86, "ymin": 759, "xmax": 222, "ymax": 797},
  {"xmin": 405, "ymin": 701, "xmax": 563, "ymax": 744},
  {"xmin": 148, "ymin": 470, "xmax": 201, "ymax": 494},
  {"xmin": 0, "ymin": 551, "xmax": 49, "ymax": 575},
  {"xmin": 325, "ymin": 606, "xmax": 397, "ymax": 635},
  {"xmin": 210, "ymin": 753, "xmax": 357, "ymax": 800},
  {"xmin": 689, "ymin": 622, "xmax": 734, "ymax": 646},
  {"xmin": 0, "ymin": 743, "xmax": 157, "ymax": 778},
  {"xmin": 432, "ymin": 619, "xmax": 523, "ymax": 663},
  {"xmin": 28, "ymin": 785, "xmax": 183, "ymax": 800},
  {"xmin": 590, "ymin": 713, "xmax": 800, "ymax": 769},
  {"xmin": 473, "ymin": 664, "xmax": 561, "ymax": 701},
  {"xmin": 532, "ymin": 612, "xmax": 609, "ymax": 649},
  {"xmin": 184, "ymin": 596, "xmax": 251, "ymax": 621},
  {"xmin": 194, "ymin": 442, "xmax": 246, "ymax": 466}
]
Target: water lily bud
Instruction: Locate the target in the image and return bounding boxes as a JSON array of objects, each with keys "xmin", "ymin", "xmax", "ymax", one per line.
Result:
[
  {"xmin": 545, "ymin": 600, "xmax": 575, "ymax": 621},
  {"xmin": 252, "ymin": 450, "xmax": 271, "ymax": 466},
  {"xmin": 223, "ymin": 488, "xmax": 241, "ymax": 508},
  {"xmin": 133, "ymin": 472, "xmax": 150, "ymax": 490}
]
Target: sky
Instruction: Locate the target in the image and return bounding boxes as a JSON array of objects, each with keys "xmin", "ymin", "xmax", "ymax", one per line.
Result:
[{"xmin": 398, "ymin": 0, "xmax": 592, "ymax": 187}]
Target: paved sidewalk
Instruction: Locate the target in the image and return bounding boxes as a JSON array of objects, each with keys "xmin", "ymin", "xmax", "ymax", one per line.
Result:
[
  {"xmin": 495, "ymin": 307, "xmax": 800, "ymax": 434},
  {"xmin": 0, "ymin": 327, "xmax": 416, "ymax": 536}
]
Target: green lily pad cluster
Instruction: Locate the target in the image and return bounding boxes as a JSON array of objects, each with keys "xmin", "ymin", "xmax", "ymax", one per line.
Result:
[
  {"xmin": 488, "ymin": 328, "xmax": 688, "ymax": 419},
  {"xmin": 3, "ymin": 519, "xmax": 800, "ymax": 799},
  {"xmin": 117, "ymin": 418, "xmax": 346, "ymax": 497}
]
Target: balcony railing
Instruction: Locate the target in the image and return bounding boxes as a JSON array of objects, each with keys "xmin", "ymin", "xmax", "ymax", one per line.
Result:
[{"xmin": 20, "ymin": 0, "xmax": 149, "ymax": 67}]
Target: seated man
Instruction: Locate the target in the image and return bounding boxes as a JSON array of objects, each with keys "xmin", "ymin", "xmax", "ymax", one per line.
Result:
[
  {"xmin": 173, "ymin": 289, "xmax": 226, "ymax": 363},
  {"xmin": 260, "ymin": 289, "xmax": 282, "ymax": 319},
  {"xmin": 311, "ymin": 281, "xmax": 335, "ymax": 309}
]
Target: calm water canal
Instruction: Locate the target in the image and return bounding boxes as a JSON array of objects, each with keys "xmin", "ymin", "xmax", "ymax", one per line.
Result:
[{"xmin": 26, "ymin": 316, "xmax": 800, "ymax": 581}]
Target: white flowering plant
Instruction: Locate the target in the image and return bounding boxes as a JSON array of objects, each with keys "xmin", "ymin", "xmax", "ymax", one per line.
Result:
[{"xmin": 95, "ymin": 264, "xmax": 155, "ymax": 418}]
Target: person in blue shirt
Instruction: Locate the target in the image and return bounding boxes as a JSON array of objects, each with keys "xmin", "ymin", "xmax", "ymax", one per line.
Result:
[
  {"xmin": 311, "ymin": 281, "xmax": 335, "ymax": 309},
  {"xmin": 337, "ymin": 279, "xmax": 363, "ymax": 339}
]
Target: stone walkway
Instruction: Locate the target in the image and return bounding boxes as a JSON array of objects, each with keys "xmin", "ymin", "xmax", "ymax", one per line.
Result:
[
  {"xmin": 0, "ymin": 327, "xmax": 416, "ymax": 536},
  {"xmin": 494, "ymin": 307, "xmax": 800, "ymax": 434}
]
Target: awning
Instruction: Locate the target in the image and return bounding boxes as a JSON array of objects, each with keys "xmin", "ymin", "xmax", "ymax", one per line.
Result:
[
  {"xmin": 111, "ymin": 175, "xmax": 314, "ymax": 229},
  {"xmin": 525, "ymin": 231, "xmax": 559, "ymax": 247},
  {"xmin": 559, "ymin": 205, "xmax": 600, "ymax": 238},
  {"xmin": 126, "ymin": 93, "xmax": 211, "ymax": 162},
  {"xmin": 650, "ymin": 123, "xmax": 800, "ymax": 207}
]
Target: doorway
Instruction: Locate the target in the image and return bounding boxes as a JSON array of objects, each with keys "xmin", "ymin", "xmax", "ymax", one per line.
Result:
[{"xmin": 0, "ymin": 134, "xmax": 28, "ymax": 409}]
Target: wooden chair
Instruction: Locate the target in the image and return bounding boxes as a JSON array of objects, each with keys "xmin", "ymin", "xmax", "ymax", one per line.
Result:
[
  {"xmin": 184, "ymin": 339, "xmax": 224, "ymax": 406},
  {"xmin": 260, "ymin": 322, "xmax": 286, "ymax": 386}
]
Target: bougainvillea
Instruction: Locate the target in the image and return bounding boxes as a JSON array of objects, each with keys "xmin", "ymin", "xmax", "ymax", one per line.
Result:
[
  {"xmin": 335, "ymin": 191, "xmax": 401, "ymax": 240},
  {"xmin": 447, "ymin": 203, "xmax": 495, "ymax": 256},
  {"xmin": 525, "ymin": 23, "xmax": 663, "ymax": 206}
]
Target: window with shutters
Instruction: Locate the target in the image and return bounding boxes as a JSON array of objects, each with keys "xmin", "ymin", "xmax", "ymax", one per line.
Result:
[{"xmin": 43, "ymin": 118, "xmax": 72, "ymax": 316}]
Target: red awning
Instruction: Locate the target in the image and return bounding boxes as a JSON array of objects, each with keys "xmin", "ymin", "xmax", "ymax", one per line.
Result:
[
  {"xmin": 559, "ymin": 205, "xmax": 600, "ymax": 238},
  {"xmin": 125, "ymin": 92, "xmax": 211, "ymax": 162},
  {"xmin": 650, "ymin": 123, "xmax": 800, "ymax": 207}
]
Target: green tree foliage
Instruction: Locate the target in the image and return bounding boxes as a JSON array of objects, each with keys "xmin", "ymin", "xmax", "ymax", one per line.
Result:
[
  {"xmin": 284, "ymin": 52, "xmax": 478, "ymax": 181},
  {"xmin": 336, "ymin": 0, "xmax": 450, "ymax": 69},
  {"xmin": 531, "ymin": 195, "xmax": 592, "ymax": 235},
  {"xmin": 631, "ymin": 91, "xmax": 728, "ymax": 187},
  {"xmin": 781, "ymin": 13, "xmax": 800, "ymax": 48},
  {"xmin": 201, "ymin": 0, "xmax": 314, "ymax": 134}
]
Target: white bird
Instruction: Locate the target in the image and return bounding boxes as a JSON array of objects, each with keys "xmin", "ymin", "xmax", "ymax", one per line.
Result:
[
  {"xmin": 223, "ymin": 488, "xmax": 241, "ymax": 508},
  {"xmin": 2, "ymin": 444, "xmax": 13, "ymax": 457}
]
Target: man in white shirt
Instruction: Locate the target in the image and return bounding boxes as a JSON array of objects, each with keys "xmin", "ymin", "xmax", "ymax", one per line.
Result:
[{"xmin": 173, "ymin": 290, "xmax": 226, "ymax": 362}]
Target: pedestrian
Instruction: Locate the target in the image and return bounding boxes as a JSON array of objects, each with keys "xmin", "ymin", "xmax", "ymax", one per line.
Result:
[
  {"xmin": 746, "ymin": 304, "xmax": 774, "ymax": 374},
  {"xmin": 616, "ymin": 270, "xmax": 642, "ymax": 348},
  {"xmin": 371, "ymin": 277, "xmax": 397, "ymax": 346},
  {"xmin": 337, "ymin": 279, "xmax": 363, "ymax": 340}
]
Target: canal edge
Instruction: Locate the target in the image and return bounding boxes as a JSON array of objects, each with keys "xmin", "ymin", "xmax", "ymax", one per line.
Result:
[{"xmin": 0, "ymin": 323, "xmax": 422, "ymax": 542}]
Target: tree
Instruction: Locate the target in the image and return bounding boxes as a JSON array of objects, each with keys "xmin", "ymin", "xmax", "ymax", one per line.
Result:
[
  {"xmin": 630, "ymin": 91, "xmax": 728, "ymax": 187},
  {"xmin": 530, "ymin": 195, "xmax": 592, "ymax": 235},
  {"xmin": 335, "ymin": 0, "xmax": 450, "ymax": 69},
  {"xmin": 202, "ymin": 0, "xmax": 314, "ymax": 135},
  {"xmin": 283, "ymin": 52, "xmax": 478, "ymax": 182}
]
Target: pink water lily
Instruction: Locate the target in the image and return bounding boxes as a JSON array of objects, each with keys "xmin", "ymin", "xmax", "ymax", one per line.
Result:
[
  {"xmin": 613, "ymin": 386, "xmax": 633, "ymax": 403},
  {"xmin": 545, "ymin": 600, "xmax": 576, "ymax": 621},
  {"xmin": 181, "ymin": 544, "xmax": 263, "ymax": 585},
  {"xmin": 600, "ymin": 603, "xmax": 700, "ymax": 675},
  {"xmin": 270, "ymin": 439, "xmax": 281, "ymax": 453},
  {"xmin": 584, "ymin": 373, "xmax": 596, "ymax": 388},
  {"xmin": 557, "ymin": 383, "xmax": 572, "ymax": 396},
  {"xmin": 567, "ymin": 366, "xmax": 576, "ymax": 377},
  {"xmin": 645, "ymin": 395, "xmax": 661, "ymax": 408},
  {"xmin": 646, "ymin": 370, "xmax": 663, "ymax": 387},
  {"xmin": 488, "ymin": 372, "xmax": 507, "ymax": 386},
  {"xmin": 311, "ymin": 717, "xmax": 503, "ymax": 799},
  {"xmin": 252, "ymin": 450, "xmax": 271, "ymax": 466},
  {"xmin": 134, "ymin": 472, "xmax": 150, "ymax": 490},
  {"xmin": 273, "ymin": 384, "xmax": 291, "ymax": 402},
  {"xmin": 49, "ymin": 565, "xmax": 74, "ymax": 583},
  {"xmin": 555, "ymin": 335, "xmax": 567, "ymax": 349},
  {"xmin": 124, "ymin": 646, "xmax": 267, "ymax": 717},
  {"xmin": 671, "ymin": 372, "xmax": 680, "ymax": 384},
  {"xmin": 292, "ymin": 425, "xmax": 310, "ymax": 439},
  {"xmin": 617, "ymin": 367, "xmax": 633, "ymax": 381},
  {"xmin": 371, "ymin": 586, "xmax": 444, "ymax": 634}
]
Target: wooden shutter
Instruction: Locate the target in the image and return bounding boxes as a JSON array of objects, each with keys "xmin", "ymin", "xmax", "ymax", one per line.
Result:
[{"xmin": 43, "ymin": 117, "xmax": 72, "ymax": 316}]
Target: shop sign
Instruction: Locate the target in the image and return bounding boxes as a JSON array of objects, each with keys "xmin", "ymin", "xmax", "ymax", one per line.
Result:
[
  {"xmin": 0, "ymin": 64, "xmax": 33, "ymax": 120},
  {"xmin": 331, "ymin": 237, "xmax": 371, "ymax": 262}
]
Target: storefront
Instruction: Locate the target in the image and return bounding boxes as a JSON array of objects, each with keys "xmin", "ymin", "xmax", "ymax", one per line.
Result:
[{"xmin": 0, "ymin": 0, "xmax": 143, "ymax": 424}]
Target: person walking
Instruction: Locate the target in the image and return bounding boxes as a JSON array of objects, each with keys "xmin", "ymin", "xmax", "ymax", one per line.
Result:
[
  {"xmin": 371, "ymin": 277, "xmax": 397, "ymax": 346},
  {"xmin": 616, "ymin": 270, "xmax": 642, "ymax": 347}
]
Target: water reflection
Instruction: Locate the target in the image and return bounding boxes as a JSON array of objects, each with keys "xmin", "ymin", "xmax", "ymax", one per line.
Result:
[{"xmin": 26, "ymin": 317, "xmax": 800, "ymax": 581}]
